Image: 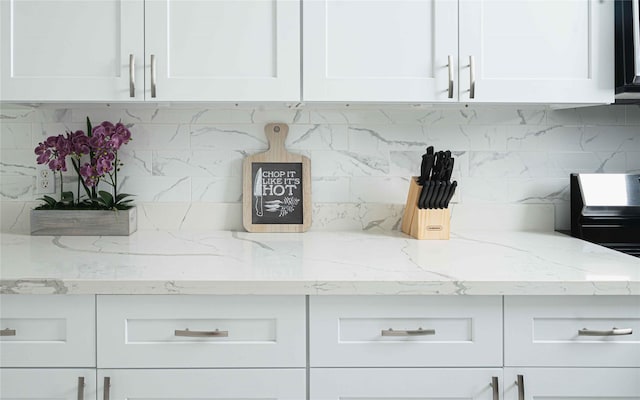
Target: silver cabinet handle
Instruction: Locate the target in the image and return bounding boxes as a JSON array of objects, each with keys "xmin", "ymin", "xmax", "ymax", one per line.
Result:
[
  {"xmin": 579, "ymin": 327, "xmax": 633, "ymax": 336},
  {"xmin": 0, "ymin": 328, "xmax": 16, "ymax": 336},
  {"xmin": 129, "ymin": 54, "xmax": 135, "ymax": 98},
  {"xmin": 103, "ymin": 377, "xmax": 110, "ymax": 400},
  {"xmin": 516, "ymin": 374, "xmax": 524, "ymax": 400},
  {"xmin": 150, "ymin": 54, "xmax": 157, "ymax": 98},
  {"xmin": 381, "ymin": 327, "xmax": 435, "ymax": 336},
  {"xmin": 77, "ymin": 377, "xmax": 85, "ymax": 400},
  {"xmin": 491, "ymin": 376, "xmax": 499, "ymax": 400},
  {"xmin": 174, "ymin": 328, "xmax": 229, "ymax": 337},
  {"xmin": 447, "ymin": 55, "xmax": 454, "ymax": 98},
  {"xmin": 469, "ymin": 55, "xmax": 476, "ymax": 99}
]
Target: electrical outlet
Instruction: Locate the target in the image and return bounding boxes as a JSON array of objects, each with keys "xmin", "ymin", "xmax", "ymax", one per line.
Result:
[{"xmin": 36, "ymin": 166, "xmax": 55, "ymax": 194}]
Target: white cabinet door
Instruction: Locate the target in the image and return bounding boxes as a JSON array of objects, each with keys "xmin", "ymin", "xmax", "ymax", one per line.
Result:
[
  {"xmin": 504, "ymin": 368, "xmax": 640, "ymax": 399},
  {"xmin": 0, "ymin": 369, "xmax": 97, "ymax": 400},
  {"xmin": 504, "ymin": 296, "xmax": 640, "ymax": 367},
  {"xmin": 311, "ymin": 368, "xmax": 502, "ymax": 400},
  {"xmin": 303, "ymin": 0, "xmax": 458, "ymax": 102},
  {"xmin": 0, "ymin": 0, "xmax": 144, "ymax": 102},
  {"xmin": 145, "ymin": 0, "xmax": 300, "ymax": 102},
  {"xmin": 459, "ymin": 0, "xmax": 613, "ymax": 103},
  {"xmin": 310, "ymin": 295, "xmax": 502, "ymax": 367},
  {"xmin": 97, "ymin": 369, "xmax": 305, "ymax": 400},
  {"xmin": 0, "ymin": 295, "xmax": 96, "ymax": 367}
]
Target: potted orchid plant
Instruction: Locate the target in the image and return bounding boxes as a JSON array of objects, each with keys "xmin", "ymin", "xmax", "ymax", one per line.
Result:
[{"xmin": 30, "ymin": 118, "xmax": 137, "ymax": 236}]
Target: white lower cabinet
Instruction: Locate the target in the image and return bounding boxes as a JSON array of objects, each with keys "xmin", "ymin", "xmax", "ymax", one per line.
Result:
[
  {"xmin": 504, "ymin": 368, "xmax": 640, "ymax": 399},
  {"xmin": 97, "ymin": 369, "xmax": 305, "ymax": 400},
  {"xmin": 311, "ymin": 368, "xmax": 502, "ymax": 400},
  {"xmin": 0, "ymin": 369, "xmax": 97, "ymax": 400}
]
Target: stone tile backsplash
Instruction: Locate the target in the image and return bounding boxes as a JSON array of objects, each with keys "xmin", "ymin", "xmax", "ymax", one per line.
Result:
[{"xmin": 1, "ymin": 104, "xmax": 639, "ymax": 233}]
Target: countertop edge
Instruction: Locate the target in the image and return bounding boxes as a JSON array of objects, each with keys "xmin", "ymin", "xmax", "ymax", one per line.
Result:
[{"xmin": 2, "ymin": 279, "xmax": 638, "ymax": 296}]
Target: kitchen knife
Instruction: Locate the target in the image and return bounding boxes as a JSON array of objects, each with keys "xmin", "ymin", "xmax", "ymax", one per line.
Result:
[
  {"xmin": 443, "ymin": 157, "xmax": 454, "ymax": 181},
  {"xmin": 419, "ymin": 153, "xmax": 434, "ymax": 185},
  {"xmin": 254, "ymin": 168, "xmax": 263, "ymax": 217},
  {"xmin": 432, "ymin": 151, "xmax": 444, "ymax": 180},
  {"xmin": 444, "ymin": 181, "xmax": 457, "ymax": 208},
  {"xmin": 428, "ymin": 181, "xmax": 441, "ymax": 209},
  {"xmin": 437, "ymin": 181, "xmax": 448, "ymax": 209},
  {"xmin": 418, "ymin": 181, "xmax": 432, "ymax": 209},
  {"xmin": 424, "ymin": 180, "xmax": 438, "ymax": 209},
  {"xmin": 432, "ymin": 181, "xmax": 447, "ymax": 209}
]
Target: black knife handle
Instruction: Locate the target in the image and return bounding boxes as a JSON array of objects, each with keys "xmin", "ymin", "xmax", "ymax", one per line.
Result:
[
  {"xmin": 425, "ymin": 181, "xmax": 437, "ymax": 209},
  {"xmin": 433, "ymin": 182, "xmax": 447, "ymax": 209},
  {"xmin": 418, "ymin": 181, "xmax": 431, "ymax": 209},
  {"xmin": 444, "ymin": 181, "xmax": 457, "ymax": 208},
  {"xmin": 444, "ymin": 158, "xmax": 454, "ymax": 181}
]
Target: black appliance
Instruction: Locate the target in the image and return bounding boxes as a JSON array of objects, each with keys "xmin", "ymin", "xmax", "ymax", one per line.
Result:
[
  {"xmin": 571, "ymin": 174, "xmax": 640, "ymax": 257},
  {"xmin": 615, "ymin": 0, "xmax": 640, "ymax": 102}
]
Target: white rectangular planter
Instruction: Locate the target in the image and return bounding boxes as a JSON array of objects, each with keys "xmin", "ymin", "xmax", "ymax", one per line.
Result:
[{"xmin": 30, "ymin": 207, "xmax": 137, "ymax": 236}]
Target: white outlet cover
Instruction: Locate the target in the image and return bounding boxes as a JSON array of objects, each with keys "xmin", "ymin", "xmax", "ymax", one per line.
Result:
[{"xmin": 36, "ymin": 165, "xmax": 55, "ymax": 194}]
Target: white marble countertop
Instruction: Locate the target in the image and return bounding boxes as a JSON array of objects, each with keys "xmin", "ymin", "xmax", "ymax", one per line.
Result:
[{"xmin": 1, "ymin": 230, "xmax": 639, "ymax": 295}]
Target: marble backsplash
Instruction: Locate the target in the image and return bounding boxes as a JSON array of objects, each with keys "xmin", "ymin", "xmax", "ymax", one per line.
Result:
[{"xmin": 1, "ymin": 104, "xmax": 638, "ymax": 233}]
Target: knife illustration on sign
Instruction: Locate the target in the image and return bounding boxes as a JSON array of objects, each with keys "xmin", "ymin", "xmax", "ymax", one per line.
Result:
[{"xmin": 254, "ymin": 167, "xmax": 263, "ymax": 217}]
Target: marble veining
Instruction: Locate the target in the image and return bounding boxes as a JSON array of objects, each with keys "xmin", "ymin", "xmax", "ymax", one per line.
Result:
[
  {"xmin": 1, "ymin": 230, "xmax": 638, "ymax": 295},
  {"xmin": 2, "ymin": 104, "xmax": 640, "ymax": 235}
]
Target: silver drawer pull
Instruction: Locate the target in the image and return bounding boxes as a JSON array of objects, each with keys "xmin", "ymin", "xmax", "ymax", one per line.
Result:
[
  {"xmin": 516, "ymin": 374, "xmax": 524, "ymax": 400},
  {"xmin": 447, "ymin": 55, "xmax": 454, "ymax": 99},
  {"xmin": 469, "ymin": 55, "xmax": 476, "ymax": 99},
  {"xmin": 0, "ymin": 328, "xmax": 16, "ymax": 336},
  {"xmin": 150, "ymin": 54, "xmax": 157, "ymax": 98},
  {"xmin": 381, "ymin": 327, "xmax": 435, "ymax": 336},
  {"xmin": 77, "ymin": 377, "xmax": 85, "ymax": 400},
  {"xmin": 103, "ymin": 377, "xmax": 110, "ymax": 400},
  {"xmin": 491, "ymin": 376, "xmax": 499, "ymax": 400},
  {"xmin": 579, "ymin": 327, "xmax": 633, "ymax": 336},
  {"xmin": 129, "ymin": 54, "xmax": 135, "ymax": 98},
  {"xmin": 175, "ymin": 328, "xmax": 229, "ymax": 337}
]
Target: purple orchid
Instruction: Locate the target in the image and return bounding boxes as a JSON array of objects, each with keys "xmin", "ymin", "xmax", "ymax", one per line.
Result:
[{"xmin": 34, "ymin": 119, "xmax": 134, "ymax": 209}]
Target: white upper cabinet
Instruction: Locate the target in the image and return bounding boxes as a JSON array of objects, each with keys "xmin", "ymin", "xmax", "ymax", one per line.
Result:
[
  {"xmin": 0, "ymin": 0, "xmax": 144, "ymax": 102},
  {"xmin": 1, "ymin": 0, "xmax": 613, "ymax": 103},
  {"xmin": 303, "ymin": 0, "xmax": 613, "ymax": 104},
  {"xmin": 1, "ymin": 0, "xmax": 299, "ymax": 102},
  {"xmin": 459, "ymin": 0, "xmax": 614, "ymax": 104},
  {"xmin": 145, "ymin": 0, "xmax": 300, "ymax": 101},
  {"xmin": 303, "ymin": 0, "xmax": 458, "ymax": 102}
]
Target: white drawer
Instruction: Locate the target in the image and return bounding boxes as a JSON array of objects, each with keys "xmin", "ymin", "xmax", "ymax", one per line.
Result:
[
  {"xmin": 0, "ymin": 295, "xmax": 95, "ymax": 367},
  {"xmin": 0, "ymin": 369, "xmax": 96, "ymax": 400},
  {"xmin": 97, "ymin": 369, "xmax": 305, "ymax": 400},
  {"xmin": 309, "ymin": 296, "xmax": 502, "ymax": 367},
  {"xmin": 97, "ymin": 295, "xmax": 305, "ymax": 368},
  {"xmin": 504, "ymin": 295, "xmax": 640, "ymax": 367},
  {"xmin": 311, "ymin": 368, "xmax": 502, "ymax": 400}
]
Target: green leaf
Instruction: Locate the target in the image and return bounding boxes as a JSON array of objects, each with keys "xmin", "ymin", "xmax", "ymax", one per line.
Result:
[
  {"xmin": 98, "ymin": 190, "xmax": 114, "ymax": 207},
  {"xmin": 36, "ymin": 195, "xmax": 58, "ymax": 209},
  {"xmin": 115, "ymin": 193, "xmax": 134, "ymax": 203}
]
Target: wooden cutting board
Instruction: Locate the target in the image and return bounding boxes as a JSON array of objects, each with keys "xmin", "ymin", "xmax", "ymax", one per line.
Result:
[{"xmin": 242, "ymin": 123, "xmax": 311, "ymax": 232}]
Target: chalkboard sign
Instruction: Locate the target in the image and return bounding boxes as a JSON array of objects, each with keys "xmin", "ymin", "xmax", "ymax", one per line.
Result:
[
  {"xmin": 251, "ymin": 162, "xmax": 303, "ymax": 225},
  {"xmin": 243, "ymin": 123, "xmax": 311, "ymax": 232}
]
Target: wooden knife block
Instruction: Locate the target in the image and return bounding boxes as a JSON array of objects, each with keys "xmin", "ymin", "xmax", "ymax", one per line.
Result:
[{"xmin": 401, "ymin": 177, "xmax": 450, "ymax": 240}]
